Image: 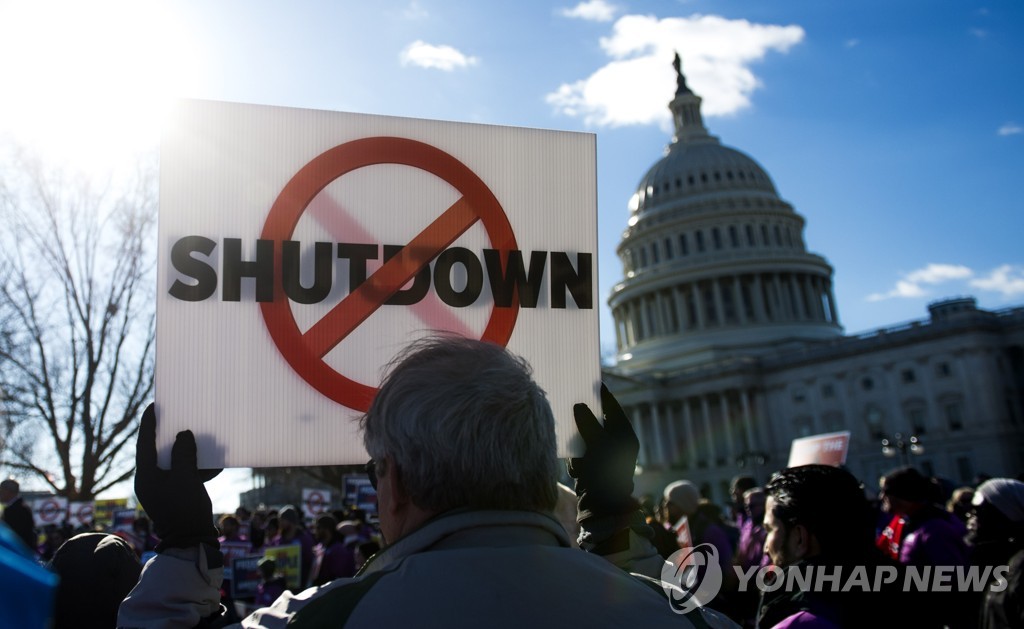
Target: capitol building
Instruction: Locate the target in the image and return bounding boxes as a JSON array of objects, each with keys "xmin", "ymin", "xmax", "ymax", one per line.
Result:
[{"xmin": 602, "ymin": 64, "xmax": 1024, "ymax": 503}]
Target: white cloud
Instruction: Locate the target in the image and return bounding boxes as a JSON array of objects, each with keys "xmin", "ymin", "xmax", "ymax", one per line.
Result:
[
  {"xmin": 546, "ymin": 13, "xmax": 804, "ymax": 127},
  {"xmin": 905, "ymin": 264, "xmax": 974, "ymax": 285},
  {"xmin": 970, "ymin": 265, "xmax": 1024, "ymax": 297},
  {"xmin": 400, "ymin": 40, "xmax": 479, "ymax": 71},
  {"xmin": 844, "ymin": 38, "xmax": 860, "ymax": 48},
  {"xmin": 560, "ymin": 0, "xmax": 618, "ymax": 22},
  {"xmin": 970, "ymin": 28, "xmax": 988, "ymax": 38},
  {"xmin": 998, "ymin": 123, "xmax": 1023, "ymax": 136},
  {"xmin": 866, "ymin": 264, "xmax": 973, "ymax": 302}
]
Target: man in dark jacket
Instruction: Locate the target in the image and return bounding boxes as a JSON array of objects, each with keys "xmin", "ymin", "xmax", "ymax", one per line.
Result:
[{"xmin": 0, "ymin": 479, "xmax": 36, "ymax": 553}]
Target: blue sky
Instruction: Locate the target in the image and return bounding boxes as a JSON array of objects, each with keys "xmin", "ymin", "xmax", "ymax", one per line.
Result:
[{"xmin": 1, "ymin": 0, "xmax": 1021, "ymax": 508}]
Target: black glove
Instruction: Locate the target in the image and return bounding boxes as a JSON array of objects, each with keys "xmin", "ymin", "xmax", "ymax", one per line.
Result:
[
  {"xmin": 135, "ymin": 403, "xmax": 222, "ymax": 559},
  {"xmin": 567, "ymin": 384, "xmax": 640, "ymax": 523}
]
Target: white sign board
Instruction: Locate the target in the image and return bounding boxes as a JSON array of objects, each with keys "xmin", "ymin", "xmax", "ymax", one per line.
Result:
[
  {"xmin": 302, "ymin": 488, "xmax": 332, "ymax": 517},
  {"xmin": 156, "ymin": 99, "xmax": 599, "ymax": 468},
  {"xmin": 787, "ymin": 431, "xmax": 851, "ymax": 467},
  {"xmin": 67, "ymin": 501, "xmax": 95, "ymax": 528},
  {"xmin": 33, "ymin": 496, "xmax": 68, "ymax": 527}
]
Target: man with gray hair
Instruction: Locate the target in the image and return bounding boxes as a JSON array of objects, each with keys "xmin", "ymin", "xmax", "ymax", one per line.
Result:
[{"xmin": 118, "ymin": 336, "xmax": 703, "ymax": 628}]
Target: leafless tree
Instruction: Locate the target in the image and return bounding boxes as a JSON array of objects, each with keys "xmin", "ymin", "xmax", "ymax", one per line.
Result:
[{"xmin": 0, "ymin": 149, "xmax": 157, "ymax": 500}]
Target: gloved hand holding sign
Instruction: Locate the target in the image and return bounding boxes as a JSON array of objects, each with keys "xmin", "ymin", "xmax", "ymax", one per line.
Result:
[
  {"xmin": 568, "ymin": 383, "xmax": 641, "ymax": 524},
  {"xmin": 135, "ymin": 404, "xmax": 222, "ymax": 563}
]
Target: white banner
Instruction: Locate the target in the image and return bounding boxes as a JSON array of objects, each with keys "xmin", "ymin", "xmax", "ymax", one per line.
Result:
[
  {"xmin": 67, "ymin": 501, "xmax": 95, "ymax": 528},
  {"xmin": 302, "ymin": 488, "xmax": 332, "ymax": 517},
  {"xmin": 33, "ymin": 495, "xmax": 68, "ymax": 527},
  {"xmin": 156, "ymin": 100, "xmax": 599, "ymax": 468}
]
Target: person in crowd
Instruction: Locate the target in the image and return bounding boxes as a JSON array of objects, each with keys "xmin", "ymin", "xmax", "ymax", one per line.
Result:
[
  {"xmin": 254, "ymin": 558, "xmax": 287, "ymax": 608},
  {"xmin": 730, "ymin": 488, "xmax": 767, "ymax": 628},
  {"xmin": 268, "ymin": 505, "xmax": 315, "ymax": 589},
  {"xmin": 235, "ymin": 506, "xmax": 253, "ymax": 540},
  {"xmin": 0, "ymin": 478, "xmax": 36, "ymax": 553},
  {"xmin": 37, "ymin": 523, "xmax": 70, "ymax": 562},
  {"xmin": 49, "ymin": 532, "xmax": 141, "ymax": 629},
  {"xmin": 259, "ymin": 516, "xmax": 279, "ymax": 553},
  {"xmin": 967, "ymin": 478, "xmax": 1024, "ymax": 628},
  {"xmin": 309, "ymin": 513, "xmax": 355, "ymax": 585},
  {"xmin": 947, "ymin": 486, "xmax": 975, "ymax": 526},
  {"xmin": 218, "ymin": 514, "xmax": 253, "ymax": 624},
  {"xmin": 347, "ymin": 508, "xmax": 376, "ymax": 543},
  {"xmin": 353, "ymin": 540, "xmax": 380, "ymax": 573},
  {"xmin": 734, "ymin": 488, "xmax": 767, "ymax": 572},
  {"xmin": 730, "ymin": 475, "xmax": 758, "ymax": 528},
  {"xmin": 758, "ymin": 465, "xmax": 910, "ymax": 628},
  {"xmin": 248, "ymin": 509, "xmax": 268, "ymax": 552},
  {"xmin": 118, "ymin": 336, "xmax": 709, "ymax": 628},
  {"xmin": 660, "ymin": 479, "xmax": 736, "ymax": 574},
  {"xmin": 878, "ymin": 466, "xmax": 968, "ymax": 568},
  {"xmin": 131, "ymin": 516, "xmax": 159, "ymax": 557}
]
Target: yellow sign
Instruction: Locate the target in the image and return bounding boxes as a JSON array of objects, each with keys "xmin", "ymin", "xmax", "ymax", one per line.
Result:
[
  {"xmin": 264, "ymin": 544, "xmax": 302, "ymax": 590},
  {"xmin": 93, "ymin": 498, "xmax": 129, "ymax": 528}
]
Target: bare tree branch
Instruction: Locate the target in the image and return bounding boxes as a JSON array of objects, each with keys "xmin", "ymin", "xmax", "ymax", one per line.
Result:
[{"xmin": 0, "ymin": 148, "xmax": 156, "ymax": 499}]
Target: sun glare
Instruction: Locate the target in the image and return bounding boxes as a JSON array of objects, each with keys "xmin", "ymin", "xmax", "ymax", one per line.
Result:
[{"xmin": 0, "ymin": 0, "xmax": 202, "ymax": 173}]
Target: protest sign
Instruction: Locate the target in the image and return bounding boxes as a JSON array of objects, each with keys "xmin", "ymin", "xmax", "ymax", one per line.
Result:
[
  {"xmin": 93, "ymin": 498, "xmax": 129, "ymax": 529},
  {"xmin": 156, "ymin": 100, "xmax": 599, "ymax": 468},
  {"xmin": 33, "ymin": 496, "xmax": 68, "ymax": 527},
  {"xmin": 67, "ymin": 501, "xmax": 94, "ymax": 528},
  {"xmin": 263, "ymin": 544, "xmax": 302, "ymax": 590},
  {"xmin": 221, "ymin": 539, "xmax": 254, "ymax": 581},
  {"xmin": 231, "ymin": 555, "xmax": 265, "ymax": 600},
  {"xmin": 302, "ymin": 489, "xmax": 331, "ymax": 517},
  {"xmin": 787, "ymin": 431, "xmax": 851, "ymax": 467}
]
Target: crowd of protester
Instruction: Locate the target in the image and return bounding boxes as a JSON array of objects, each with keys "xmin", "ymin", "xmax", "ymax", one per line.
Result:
[
  {"xmin": 0, "ymin": 336, "xmax": 1021, "ymax": 627},
  {"xmin": 1, "ymin": 474, "xmax": 384, "ymax": 627}
]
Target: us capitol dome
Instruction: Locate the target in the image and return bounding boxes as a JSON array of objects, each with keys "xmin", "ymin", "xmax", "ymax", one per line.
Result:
[
  {"xmin": 602, "ymin": 55, "xmax": 1024, "ymax": 503},
  {"xmin": 610, "ymin": 54, "xmax": 842, "ymax": 373}
]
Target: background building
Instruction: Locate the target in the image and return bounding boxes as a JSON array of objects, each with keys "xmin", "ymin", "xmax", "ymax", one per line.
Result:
[{"xmin": 604, "ymin": 63, "xmax": 1024, "ymax": 504}]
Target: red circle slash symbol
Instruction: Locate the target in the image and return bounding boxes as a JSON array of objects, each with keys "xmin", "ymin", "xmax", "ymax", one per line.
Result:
[
  {"xmin": 39, "ymin": 499, "xmax": 61, "ymax": 523},
  {"xmin": 306, "ymin": 491, "xmax": 327, "ymax": 515},
  {"xmin": 261, "ymin": 137, "xmax": 519, "ymax": 411}
]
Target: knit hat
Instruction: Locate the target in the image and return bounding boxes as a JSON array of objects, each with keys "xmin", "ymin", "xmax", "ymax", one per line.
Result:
[
  {"xmin": 663, "ymin": 480, "xmax": 700, "ymax": 515},
  {"xmin": 279, "ymin": 505, "xmax": 300, "ymax": 524},
  {"xmin": 49, "ymin": 533, "xmax": 141, "ymax": 629},
  {"xmin": 973, "ymin": 478, "xmax": 1024, "ymax": 524}
]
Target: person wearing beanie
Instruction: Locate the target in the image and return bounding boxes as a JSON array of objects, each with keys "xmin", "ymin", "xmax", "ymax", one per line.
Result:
[
  {"xmin": 269, "ymin": 505, "xmax": 315, "ymax": 589},
  {"xmin": 49, "ymin": 532, "xmax": 141, "ymax": 629},
  {"xmin": 969, "ymin": 478, "xmax": 1024, "ymax": 628},
  {"xmin": 658, "ymin": 479, "xmax": 736, "ymax": 600},
  {"xmin": 878, "ymin": 466, "xmax": 968, "ymax": 568}
]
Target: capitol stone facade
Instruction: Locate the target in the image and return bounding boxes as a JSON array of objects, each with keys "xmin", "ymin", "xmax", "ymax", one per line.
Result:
[{"xmin": 602, "ymin": 63, "xmax": 1024, "ymax": 504}]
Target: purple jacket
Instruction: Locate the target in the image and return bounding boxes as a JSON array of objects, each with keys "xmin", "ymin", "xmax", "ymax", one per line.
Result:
[
  {"xmin": 736, "ymin": 519, "xmax": 767, "ymax": 570},
  {"xmin": 770, "ymin": 610, "xmax": 841, "ymax": 629},
  {"xmin": 311, "ymin": 541, "xmax": 356, "ymax": 585},
  {"xmin": 899, "ymin": 508, "xmax": 968, "ymax": 567}
]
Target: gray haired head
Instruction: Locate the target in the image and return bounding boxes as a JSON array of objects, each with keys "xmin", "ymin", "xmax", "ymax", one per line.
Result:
[{"xmin": 361, "ymin": 335, "xmax": 559, "ymax": 514}]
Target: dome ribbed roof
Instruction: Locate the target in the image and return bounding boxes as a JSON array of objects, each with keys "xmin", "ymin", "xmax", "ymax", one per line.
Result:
[{"xmin": 633, "ymin": 140, "xmax": 777, "ymax": 213}]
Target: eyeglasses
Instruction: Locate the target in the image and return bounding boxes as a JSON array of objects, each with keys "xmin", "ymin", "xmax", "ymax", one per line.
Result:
[{"xmin": 365, "ymin": 459, "xmax": 378, "ymax": 490}]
